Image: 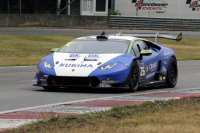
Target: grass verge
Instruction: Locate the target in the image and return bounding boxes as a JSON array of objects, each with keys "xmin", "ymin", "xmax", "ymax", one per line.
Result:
[
  {"xmin": 157, "ymin": 37, "xmax": 200, "ymax": 60},
  {"xmin": 4, "ymin": 97, "xmax": 200, "ymax": 133},
  {"xmin": 0, "ymin": 35, "xmax": 200, "ymax": 66},
  {"xmin": 0, "ymin": 35, "xmax": 77, "ymax": 66}
]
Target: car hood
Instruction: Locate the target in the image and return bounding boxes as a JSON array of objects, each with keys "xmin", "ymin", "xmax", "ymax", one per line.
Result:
[{"xmin": 40, "ymin": 52, "xmax": 134, "ymax": 77}]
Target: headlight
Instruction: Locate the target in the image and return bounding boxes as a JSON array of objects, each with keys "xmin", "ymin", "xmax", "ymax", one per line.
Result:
[
  {"xmin": 44, "ymin": 61, "xmax": 52, "ymax": 69},
  {"xmin": 99, "ymin": 63, "xmax": 117, "ymax": 70}
]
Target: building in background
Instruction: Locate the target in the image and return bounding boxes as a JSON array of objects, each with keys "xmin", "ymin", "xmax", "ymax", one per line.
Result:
[
  {"xmin": 81, "ymin": 0, "xmax": 108, "ymax": 16},
  {"xmin": 0, "ymin": 0, "xmax": 115, "ymax": 16},
  {"xmin": 115, "ymin": 0, "xmax": 200, "ymax": 19}
]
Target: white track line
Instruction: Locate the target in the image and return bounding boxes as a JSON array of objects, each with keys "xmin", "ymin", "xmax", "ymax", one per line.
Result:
[
  {"xmin": 0, "ymin": 87, "xmax": 199, "ymax": 115},
  {"xmin": 0, "ymin": 90, "xmax": 169, "ymax": 114},
  {"xmin": 172, "ymin": 87, "xmax": 200, "ymax": 92}
]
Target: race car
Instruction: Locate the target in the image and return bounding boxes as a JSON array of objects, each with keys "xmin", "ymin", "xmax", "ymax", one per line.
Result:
[{"xmin": 33, "ymin": 32, "xmax": 182, "ymax": 91}]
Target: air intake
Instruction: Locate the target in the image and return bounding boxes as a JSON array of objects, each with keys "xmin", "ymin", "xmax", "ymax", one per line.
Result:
[{"xmin": 96, "ymin": 35, "xmax": 108, "ymax": 41}]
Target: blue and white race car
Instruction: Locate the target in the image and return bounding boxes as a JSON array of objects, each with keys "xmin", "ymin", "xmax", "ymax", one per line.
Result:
[{"xmin": 33, "ymin": 32, "xmax": 182, "ymax": 91}]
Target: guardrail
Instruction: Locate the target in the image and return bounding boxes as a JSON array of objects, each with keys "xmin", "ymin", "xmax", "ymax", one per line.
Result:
[{"xmin": 109, "ymin": 16, "xmax": 200, "ymax": 31}]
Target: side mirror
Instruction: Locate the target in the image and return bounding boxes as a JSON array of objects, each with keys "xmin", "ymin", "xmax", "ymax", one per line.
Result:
[
  {"xmin": 51, "ymin": 48, "xmax": 60, "ymax": 53},
  {"xmin": 140, "ymin": 50, "xmax": 152, "ymax": 56}
]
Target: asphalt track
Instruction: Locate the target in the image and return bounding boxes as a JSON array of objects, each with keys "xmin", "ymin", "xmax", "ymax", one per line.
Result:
[
  {"xmin": 0, "ymin": 28, "xmax": 200, "ymax": 113},
  {"xmin": 0, "ymin": 61, "xmax": 200, "ymax": 112},
  {"xmin": 1, "ymin": 28, "xmax": 200, "ymax": 37}
]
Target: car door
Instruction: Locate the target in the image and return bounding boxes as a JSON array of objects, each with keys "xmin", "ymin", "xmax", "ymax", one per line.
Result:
[{"xmin": 132, "ymin": 40, "xmax": 160, "ymax": 82}]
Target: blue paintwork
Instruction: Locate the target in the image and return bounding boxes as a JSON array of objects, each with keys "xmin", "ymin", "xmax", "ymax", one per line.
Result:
[
  {"xmin": 89, "ymin": 54, "xmax": 135, "ymax": 84},
  {"xmin": 34, "ymin": 39, "xmax": 176, "ymax": 87},
  {"xmin": 35, "ymin": 53, "xmax": 56, "ymax": 80}
]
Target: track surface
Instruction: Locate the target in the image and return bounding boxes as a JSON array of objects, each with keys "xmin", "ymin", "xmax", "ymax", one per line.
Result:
[
  {"xmin": 1, "ymin": 28, "xmax": 200, "ymax": 37},
  {"xmin": 0, "ymin": 61, "xmax": 199, "ymax": 112},
  {"xmin": 0, "ymin": 28, "xmax": 200, "ymax": 113}
]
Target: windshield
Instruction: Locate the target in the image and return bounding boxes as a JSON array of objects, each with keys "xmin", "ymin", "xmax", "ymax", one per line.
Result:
[{"xmin": 59, "ymin": 40, "xmax": 130, "ymax": 54}]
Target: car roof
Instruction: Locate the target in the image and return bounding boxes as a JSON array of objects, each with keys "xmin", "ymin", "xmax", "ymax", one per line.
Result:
[{"xmin": 75, "ymin": 35, "xmax": 138, "ymax": 42}]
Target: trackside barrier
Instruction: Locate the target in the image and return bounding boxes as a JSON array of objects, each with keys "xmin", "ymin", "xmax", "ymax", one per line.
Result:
[
  {"xmin": 0, "ymin": 14, "xmax": 108, "ymax": 27},
  {"xmin": 109, "ymin": 16, "xmax": 200, "ymax": 31}
]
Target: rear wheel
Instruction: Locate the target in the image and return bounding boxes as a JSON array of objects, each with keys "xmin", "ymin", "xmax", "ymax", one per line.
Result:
[
  {"xmin": 166, "ymin": 57, "xmax": 178, "ymax": 88},
  {"xmin": 128, "ymin": 61, "xmax": 139, "ymax": 92}
]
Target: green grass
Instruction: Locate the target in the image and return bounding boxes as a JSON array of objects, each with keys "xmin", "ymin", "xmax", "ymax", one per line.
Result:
[
  {"xmin": 0, "ymin": 35, "xmax": 200, "ymax": 66},
  {"xmin": 0, "ymin": 35, "xmax": 77, "ymax": 66},
  {"xmin": 4, "ymin": 97, "xmax": 200, "ymax": 133},
  {"xmin": 156, "ymin": 37, "xmax": 200, "ymax": 60}
]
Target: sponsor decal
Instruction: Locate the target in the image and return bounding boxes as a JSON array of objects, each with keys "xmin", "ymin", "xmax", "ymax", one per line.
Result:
[
  {"xmin": 147, "ymin": 72, "xmax": 155, "ymax": 79},
  {"xmin": 132, "ymin": 0, "xmax": 168, "ymax": 15},
  {"xmin": 161, "ymin": 66, "xmax": 167, "ymax": 74},
  {"xmin": 40, "ymin": 78, "xmax": 46, "ymax": 81},
  {"xmin": 140, "ymin": 64, "xmax": 146, "ymax": 77},
  {"xmin": 59, "ymin": 63, "xmax": 93, "ymax": 68},
  {"xmin": 101, "ymin": 78, "xmax": 115, "ymax": 84},
  {"xmin": 69, "ymin": 53, "xmax": 80, "ymax": 58},
  {"xmin": 99, "ymin": 83, "xmax": 112, "ymax": 88},
  {"xmin": 149, "ymin": 62, "xmax": 157, "ymax": 71},
  {"xmin": 186, "ymin": 0, "xmax": 200, "ymax": 11},
  {"xmin": 88, "ymin": 54, "xmax": 99, "ymax": 58},
  {"xmin": 146, "ymin": 66, "xmax": 149, "ymax": 72},
  {"xmin": 85, "ymin": 54, "xmax": 100, "ymax": 61}
]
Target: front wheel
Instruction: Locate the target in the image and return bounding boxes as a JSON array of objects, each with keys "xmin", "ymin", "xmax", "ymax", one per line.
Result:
[
  {"xmin": 127, "ymin": 61, "xmax": 139, "ymax": 92},
  {"xmin": 166, "ymin": 57, "xmax": 178, "ymax": 88}
]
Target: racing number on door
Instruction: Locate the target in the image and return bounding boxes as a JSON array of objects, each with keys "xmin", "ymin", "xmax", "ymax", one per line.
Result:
[
  {"xmin": 140, "ymin": 66, "xmax": 145, "ymax": 77},
  {"xmin": 140, "ymin": 63, "xmax": 146, "ymax": 77}
]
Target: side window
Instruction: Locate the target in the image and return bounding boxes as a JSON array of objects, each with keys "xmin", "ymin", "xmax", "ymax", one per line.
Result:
[
  {"xmin": 145, "ymin": 40, "xmax": 161, "ymax": 51},
  {"xmin": 132, "ymin": 40, "xmax": 148, "ymax": 56},
  {"xmin": 138, "ymin": 41, "xmax": 148, "ymax": 50},
  {"xmin": 132, "ymin": 42, "xmax": 140, "ymax": 56}
]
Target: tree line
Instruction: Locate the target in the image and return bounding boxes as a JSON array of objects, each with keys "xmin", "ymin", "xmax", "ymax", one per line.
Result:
[{"xmin": 0, "ymin": 0, "xmax": 75, "ymax": 14}]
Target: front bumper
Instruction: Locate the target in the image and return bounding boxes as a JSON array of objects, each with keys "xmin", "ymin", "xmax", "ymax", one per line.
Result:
[
  {"xmin": 33, "ymin": 64, "xmax": 130, "ymax": 88},
  {"xmin": 33, "ymin": 74, "xmax": 129, "ymax": 89},
  {"xmin": 33, "ymin": 76, "xmax": 128, "ymax": 88}
]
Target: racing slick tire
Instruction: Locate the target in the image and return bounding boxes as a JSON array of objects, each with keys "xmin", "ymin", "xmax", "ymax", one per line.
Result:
[
  {"xmin": 166, "ymin": 57, "xmax": 178, "ymax": 88},
  {"xmin": 127, "ymin": 61, "xmax": 139, "ymax": 92}
]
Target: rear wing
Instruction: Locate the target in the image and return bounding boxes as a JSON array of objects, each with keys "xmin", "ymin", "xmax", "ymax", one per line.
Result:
[{"xmin": 114, "ymin": 32, "xmax": 182, "ymax": 43}]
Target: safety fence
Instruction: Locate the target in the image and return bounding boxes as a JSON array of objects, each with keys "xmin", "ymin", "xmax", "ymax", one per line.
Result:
[{"xmin": 109, "ymin": 16, "xmax": 200, "ymax": 31}]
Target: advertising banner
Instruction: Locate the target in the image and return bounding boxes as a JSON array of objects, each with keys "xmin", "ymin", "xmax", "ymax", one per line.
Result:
[{"xmin": 115, "ymin": 0, "xmax": 200, "ymax": 19}]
